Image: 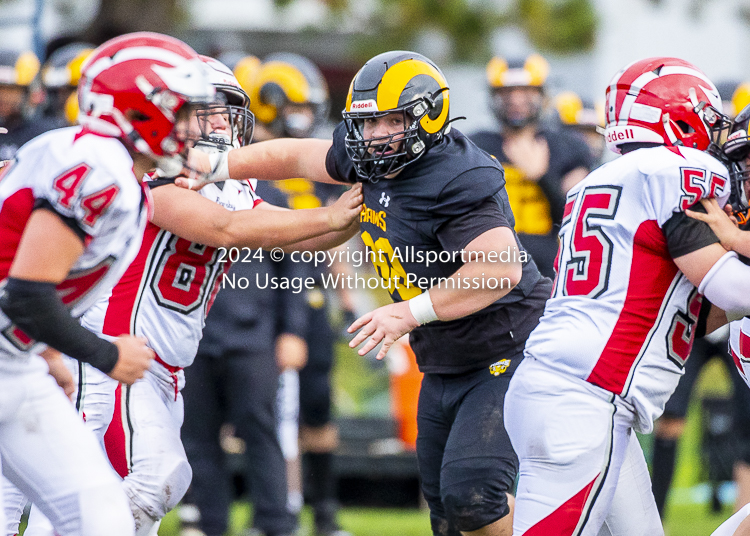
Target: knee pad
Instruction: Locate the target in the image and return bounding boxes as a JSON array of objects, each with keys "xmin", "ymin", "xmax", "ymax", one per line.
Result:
[
  {"xmin": 440, "ymin": 473, "xmax": 511, "ymax": 532},
  {"xmin": 125, "ymin": 458, "xmax": 192, "ymax": 520},
  {"xmin": 160, "ymin": 458, "xmax": 192, "ymax": 512}
]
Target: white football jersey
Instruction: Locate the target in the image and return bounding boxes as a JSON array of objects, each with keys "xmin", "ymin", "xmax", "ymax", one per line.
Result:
[
  {"xmin": 0, "ymin": 127, "xmax": 149, "ymax": 366},
  {"xmin": 729, "ymin": 318, "xmax": 750, "ymax": 390},
  {"xmin": 82, "ymin": 179, "xmax": 260, "ymax": 369},
  {"xmin": 525, "ymin": 145, "xmax": 730, "ymax": 433}
]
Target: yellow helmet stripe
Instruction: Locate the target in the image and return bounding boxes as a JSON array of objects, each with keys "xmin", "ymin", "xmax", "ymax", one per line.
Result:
[
  {"xmin": 15, "ymin": 51, "xmax": 40, "ymax": 86},
  {"xmin": 233, "ymin": 56, "xmax": 261, "ymax": 94},
  {"xmin": 486, "ymin": 57, "xmax": 508, "ymax": 87},
  {"xmin": 377, "ymin": 59, "xmax": 449, "ymax": 135},
  {"xmin": 524, "ymin": 54, "xmax": 549, "ymax": 87},
  {"xmin": 68, "ymin": 49, "xmax": 94, "ymax": 86},
  {"xmin": 259, "ymin": 62, "xmax": 309, "ymax": 104},
  {"xmin": 345, "ymin": 74, "xmax": 357, "ymax": 112}
]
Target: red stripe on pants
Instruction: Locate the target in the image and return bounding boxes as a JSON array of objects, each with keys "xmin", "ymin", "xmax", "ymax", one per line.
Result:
[
  {"xmin": 526, "ymin": 474, "xmax": 600, "ymax": 536},
  {"xmin": 104, "ymin": 383, "xmax": 129, "ymax": 478}
]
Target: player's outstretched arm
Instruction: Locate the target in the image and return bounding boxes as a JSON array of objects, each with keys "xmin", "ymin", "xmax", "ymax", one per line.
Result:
[
  {"xmin": 149, "ymin": 182, "xmax": 362, "ymax": 249},
  {"xmin": 257, "ymin": 186, "xmax": 363, "ymax": 252},
  {"xmin": 0, "ymin": 209, "xmax": 154, "ymax": 384},
  {"xmin": 348, "ymin": 226, "xmax": 523, "ymax": 360},
  {"xmin": 176, "ymin": 138, "xmax": 338, "ymax": 190},
  {"xmin": 686, "ymin": 198, "xmax": 750, "ymax": 257}
]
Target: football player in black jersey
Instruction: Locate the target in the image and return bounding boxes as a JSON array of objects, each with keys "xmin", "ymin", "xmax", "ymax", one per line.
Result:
[
  {"xmin": 471, "ymin": 54, "xmax": 593, "ymax": 280},
  {"xmin": 180, "ymin": 50, "xmax": 552, "ymax": 536}
]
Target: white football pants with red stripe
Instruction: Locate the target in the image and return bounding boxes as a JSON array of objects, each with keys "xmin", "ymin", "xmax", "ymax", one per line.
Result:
[
  {"xmin": 505, "ymin": 357, "xmax": 663, "ymax": 536},
  {"xmin": 0, "ymin": 356, "xmax": 132, "ymax": 536},
  {"xmin": 4, "ymin": 359, "xmax": 185, "ymax": 536},
  {"xmin": 3, "ymin": 356, "xmax": 119, "ymax": 536}
]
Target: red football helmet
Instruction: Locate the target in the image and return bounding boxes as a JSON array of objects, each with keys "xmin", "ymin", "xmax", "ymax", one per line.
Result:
[
  {"xmin": 77, "ymin": 32, "xmax": 215, "ymax": 170},
  {"xmin": 604, "ymin": 57, "xmax": 728, "ymax": 155}
]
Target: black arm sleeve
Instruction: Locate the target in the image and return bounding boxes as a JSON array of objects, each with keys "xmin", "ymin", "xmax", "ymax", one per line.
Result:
[
  {"xmin": 662, "ymin": 205, "xmax": 720, "ymax": 259},
  {"xmin": 0, "ymin": 278, "xmax": 119, "ymax": 373}
]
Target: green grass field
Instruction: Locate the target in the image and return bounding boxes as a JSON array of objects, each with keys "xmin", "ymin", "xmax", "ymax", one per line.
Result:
[{"xmin": 155, "ymin": 501, "xmax": 734, "ymax": 536}]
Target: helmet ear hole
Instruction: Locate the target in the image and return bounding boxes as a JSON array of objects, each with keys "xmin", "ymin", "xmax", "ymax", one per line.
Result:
[
  {"xmin": 675, "ymin": 120, "xmax": 695, "ymax": 135},
  {"xmin": 125, "ymin": 110, "xmax": 151, "ymax": 123}
]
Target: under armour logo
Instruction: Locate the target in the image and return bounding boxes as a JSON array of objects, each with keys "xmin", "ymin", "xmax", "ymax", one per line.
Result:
[{"xmin": 379, "ymin": 192, "xmax": 390, "ymax": 207}]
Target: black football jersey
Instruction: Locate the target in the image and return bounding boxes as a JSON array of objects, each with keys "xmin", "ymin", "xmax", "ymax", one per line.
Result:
[{"xmin": 326, "ymin": 122, "xmax": 550, "ymax": 374}]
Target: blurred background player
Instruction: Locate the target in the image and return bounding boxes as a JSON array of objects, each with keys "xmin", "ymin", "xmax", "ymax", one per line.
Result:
[
  {"xmin": 649, "ymin": 79, "xmax": 750, "ymax": 520},
  {"xmin": 470, "ymin": 53, "xmax": 593, "ymax": 279},
  {"xmin": 249, "ymin": 52, "xmax": 330, "ymax": 141},
  {"xmin": 553, "ymin": 91, "xmax": 606, "ymax": 166},
  {"xmin": 0, "ymin": 49, "xmax": 59, "ymax": 160},
  {"xmin": 40, "ymin": 42, "xmax": 94, "ymax": 127},
  {"xmin": 250, "ymin": 52, "xmax": 351, "ymax": 536},
  {"xmin": 179, "ymin": 52, "xmax": 304, "ymax": 536},
  {"xmin": 181, "ymin": 51, "xmax": 352, "ymax": 536}
]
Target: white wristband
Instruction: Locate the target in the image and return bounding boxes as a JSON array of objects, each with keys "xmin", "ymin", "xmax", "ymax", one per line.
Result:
[
  {"xmin": 408, "ymin": 290, "xmax": 439, "ymax": 325},
  {"xmin": 208, "ymin": 151, "xmax": 230, "ymax": 182}
]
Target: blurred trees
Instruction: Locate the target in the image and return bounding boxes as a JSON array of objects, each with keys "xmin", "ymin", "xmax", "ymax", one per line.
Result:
[
  {"xmin": 274, "ymin": 0, "xmax": 597, "ymax": 62},
  {"xmin": 73, "ymin": 0, "xmax": 596, "ymax": 62},
  {"xmin": 81, "ymin": 0, "xmax": 185, "ymax": 44}
]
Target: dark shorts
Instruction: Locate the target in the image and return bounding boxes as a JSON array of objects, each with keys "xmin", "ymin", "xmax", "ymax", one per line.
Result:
[{"xmin": 417, "ymin": 361, "xmax": 519, "ymax": 535}]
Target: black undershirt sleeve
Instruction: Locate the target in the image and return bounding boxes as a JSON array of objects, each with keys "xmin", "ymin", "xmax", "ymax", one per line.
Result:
[
  {"xmin": 146, "ymin": 178, "xmax": 176, "ymax": 189},
  {"xmin": 662, "ymin": 205, "xmax": 720, "ymax": 259},
  {"xmin": 0, "ymin": 277, "xmax": 119, "ymax": 373}
]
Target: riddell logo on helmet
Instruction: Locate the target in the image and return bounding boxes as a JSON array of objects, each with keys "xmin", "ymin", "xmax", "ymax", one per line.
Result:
[
  {"xmin": 350, "ymin": 99, "xmax": 378, "ymax": 112},
  {"xmin": 606, "ymin": 128, "xmax": 635, "ymax": 143}
]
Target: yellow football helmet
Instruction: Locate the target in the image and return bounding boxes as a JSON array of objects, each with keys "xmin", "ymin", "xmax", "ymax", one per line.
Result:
[
  {"xmin": 42, "ymin": 43, "xmax": 94, "ymax": 125},
  {"xmin": 486, "ymin": 53, "xmax": 549, "ymax": 128},
  {"xmin": 0, "ymin": 50, "xmax": 40, "ymax": 87},
  {"xmin": 554, "ymin": 91, "xmax": 603, "ymax": 129},
  {"xmin": 343, "ymin": 50, "xmax": 450, "ymax": 182},
  {"xmin": 249, "ymin": 53, "xmax": 329, "ymax": 138}
]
